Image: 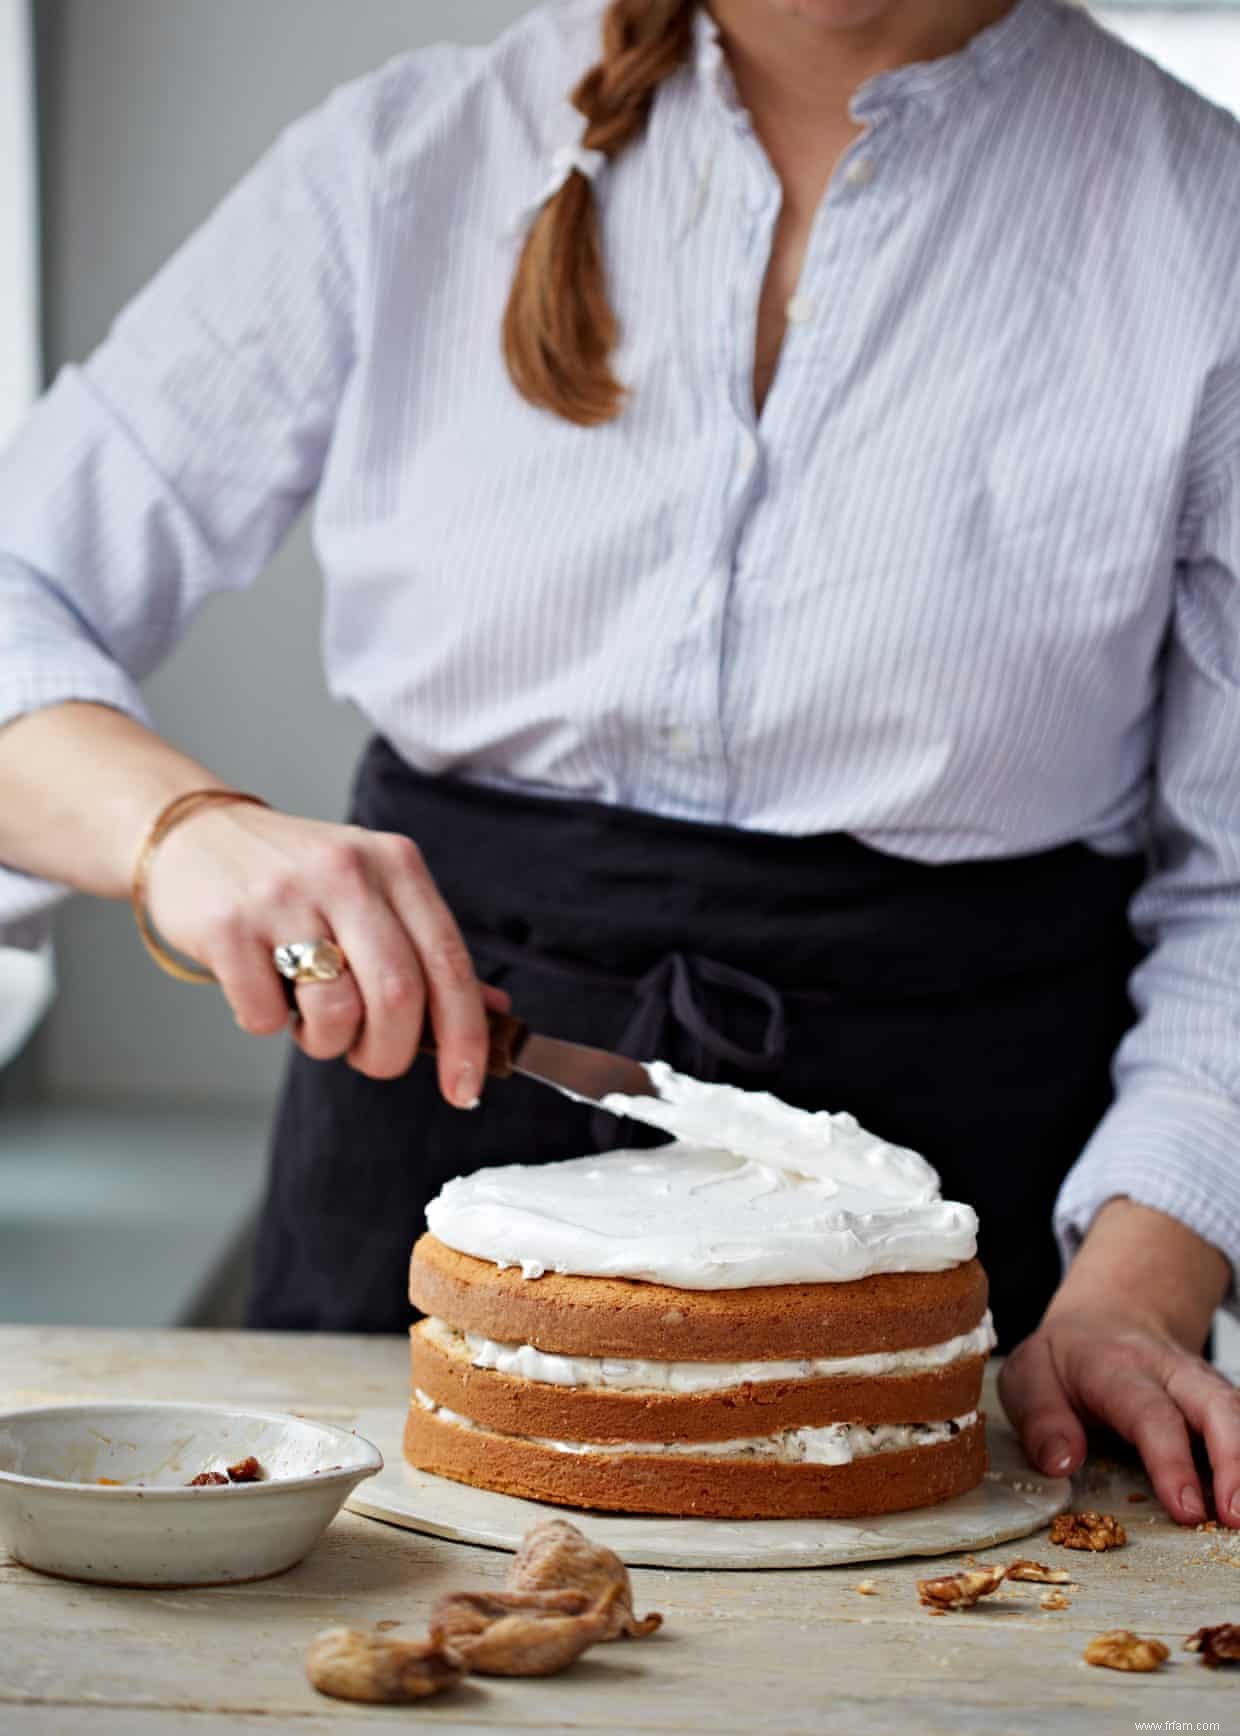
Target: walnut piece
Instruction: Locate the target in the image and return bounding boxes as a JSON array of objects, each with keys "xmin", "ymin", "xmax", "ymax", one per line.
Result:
[
  {"xmin": 306, "ymin": 1628, "xmax": 465, "ymax": 1703},
  {"xmin": 1185, "ymin": 1624, "xmax": 1240, "ymax": 1668},
  {"xmin": 1083, "ymin": 1630, "xmax": 1170, "ymax": 1673},
  {"xmin": 1049, "ymin": 1511, "xmax": 1126, "ymax": 1552},
  {"xmin": 430, "ymin": 1586, "xmax": 617, "ymax": 1677},
  {"xmin": 226, "ymin": 1455, "xmax": 264, "ymax": 1484},
  {"xmin": 187, "ymin": 1471, "xmax": 229, "ymax": 1487},
  {"xmin": 1040, "ymin": 1591, "xmax": 1072, "ymax": 1611},
  {"xmin": 1005, "ymin": 1559, "xmax": 1072, "ymax": 1584},
  {"xmin": 505, "ymin": 1519, "xmax": 662, "ymax": 1639},
  {"xmin": 916, "ymin": 1564, "xmax": 1005, "ymax": 1610}
]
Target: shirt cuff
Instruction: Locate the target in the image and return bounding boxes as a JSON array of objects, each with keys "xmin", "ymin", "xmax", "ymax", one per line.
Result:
[
  {"xmin": 1054, "ymin": 1079, "xmax": 1240, "ymax": 1311},
  {"xmin": 0, "ymin": 667, "xmax": 150, "ymax": 946}
]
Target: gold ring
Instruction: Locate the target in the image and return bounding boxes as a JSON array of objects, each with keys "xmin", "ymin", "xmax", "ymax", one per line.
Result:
[{"xmin": 272, "ymin": 940, "xmax": 347, "ymax": 985}]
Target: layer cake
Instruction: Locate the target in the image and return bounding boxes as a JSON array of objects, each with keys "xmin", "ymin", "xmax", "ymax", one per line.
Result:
[{"xmin": 405, "ymin": 1068, "xmax": 993, "ymax": 1519}]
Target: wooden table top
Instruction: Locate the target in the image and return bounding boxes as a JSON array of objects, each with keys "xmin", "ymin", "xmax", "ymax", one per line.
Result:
[{"xmin": 0, "ymin": 1326, "xmax": 1236, "ymax": 1734}]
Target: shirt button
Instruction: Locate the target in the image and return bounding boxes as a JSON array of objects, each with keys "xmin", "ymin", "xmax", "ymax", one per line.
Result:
[
  {"xmin": 738, "ymin": 431, "xmax": 760, "ymax": 476},
  {"xmin": 665, "ymin": 726, "xmax": 695, "ymax": 756},
  {"xmin": 785, "ymin": 294, "xmax": 816, "ymax": 326},
  {"xmin": 845, "ymin": 155, "xmax": 875, "ymax": 188}
]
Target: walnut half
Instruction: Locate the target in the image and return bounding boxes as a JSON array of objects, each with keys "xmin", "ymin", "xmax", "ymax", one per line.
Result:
[
  {"xmin": 916, "ymin": 1564, "xmax": 1005, "ymax": 1610},
  {"xmin": 1185, "ymin": 1624, "xmax": 1240, "ymax": 1669},
  {"xmin": 1083, "ymin": 1630, "xmax": 1170, "ymax": 1673},
  {"xmin": 226, "ymin": 1455, "xmax": 264, "ymax": 1483},
  {"xmin": 1049, "ymin": 1511, "xmax": 1127, "ymax": 1552},
  {"xmin": 306, "ymin": 1628, "xmax": 465, "ymax": 1703},
  {"xmin": 1005, "ymin": 1559, "xmax": 1072, "ymax": 1584}
]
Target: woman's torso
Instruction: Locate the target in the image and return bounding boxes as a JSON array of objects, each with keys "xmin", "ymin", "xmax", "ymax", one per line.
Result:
[{"xmin": 310, "ymin": 0, "xmax": 1239, "ymax": 855}]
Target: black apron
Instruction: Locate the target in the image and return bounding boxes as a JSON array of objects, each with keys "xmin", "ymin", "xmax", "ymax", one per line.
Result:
[{"xmin": 249, "ymin": 736, "xmax": 1144, "ymax": 1351}]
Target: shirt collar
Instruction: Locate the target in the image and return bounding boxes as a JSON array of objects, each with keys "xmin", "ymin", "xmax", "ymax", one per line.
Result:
[{"xmin": 694, "ymin": 0, "xmax": 1064, "ymax": 126}]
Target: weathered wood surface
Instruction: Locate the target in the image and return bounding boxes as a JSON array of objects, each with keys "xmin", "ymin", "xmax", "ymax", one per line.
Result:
[{"xmin": 0, "ymin": 1326, "xmax": 1236, "ymax": 1733}]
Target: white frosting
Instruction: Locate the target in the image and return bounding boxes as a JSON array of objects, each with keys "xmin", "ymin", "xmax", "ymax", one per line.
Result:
[
  {"xmin": 427, "ymin": 1064, "xmax": 976, "ymax": 1286},
  {"xmin": 601, "ymin": 1063, "xmax": 945, "ymax": 1199},
  {"xmin": 413, "ymin": 1390, "xmax": 977, "ymax": 1466},
  {"xmin": 423, "ymin": 1312, "xmax": 995, "ymax": 1393}
]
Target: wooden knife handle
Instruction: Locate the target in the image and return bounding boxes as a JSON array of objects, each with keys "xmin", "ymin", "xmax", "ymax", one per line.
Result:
[{"xmin": 419, "ymin": 1006, "xmax": 528, "ymax": 1079}]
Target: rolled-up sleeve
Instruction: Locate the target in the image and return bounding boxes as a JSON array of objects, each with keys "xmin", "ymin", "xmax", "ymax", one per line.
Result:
[
  {"xmin": 1055, "ymin": 352, "xmax": 1240, "ymax": 1300},
  {"xmin": 0, "ymin": 73, "xmax": 365, "ymax": 941}
]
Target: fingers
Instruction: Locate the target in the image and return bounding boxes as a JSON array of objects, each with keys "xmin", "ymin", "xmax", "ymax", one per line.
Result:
[
  {"xmin": 292, "ymin": 974, "xmax": 366, "ymax": 1061},
  {"xmin": 328, "ymin": 893, "xmax": 427, "ymax": 1081},
  {"xmin": 997, "ymin": 1332, "xmax": 1088, "ymax": 1477},
  {"xmin": 381, "ymin": 835, "xmax": 489, "ymax": 1109},
  {"xmin": 1079, "ymin": 1353, "xmax": 1205, "ymax": 1524},
  {"xmin": 203, "ymin": 914, "xmax": 290, "ymax": 1038},
  {"xmin": 208, "ymin": 892, "xmax": 368, "ymax": 1063},
  {"xmin": 285, "ymin": 904, "xmax": 366, "ymax": 1064},
  {"xmin": 1117, "ymin": 1382, "xmax": 1204, "ymax": 1524},
  {"xmin": 998, "ymin": 1302, "xmax": 1240, "ymax": 1529},
  {"xmin": 1166, "ymin": 1360, "xmax": 1240, "ymax": 1528},
  {"xmin": 197, "ymin": 820, "xmax": 494, "ymax": 1103}
]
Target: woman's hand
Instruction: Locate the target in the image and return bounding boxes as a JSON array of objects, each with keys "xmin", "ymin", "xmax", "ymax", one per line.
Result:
[
  {"xmin": 999, "ymin": 1199, "xmax": 1240, "ymax": 1526},
  {"xmin": 147, "ymin": 798, "xmax": 507, "ymax": 1105}
]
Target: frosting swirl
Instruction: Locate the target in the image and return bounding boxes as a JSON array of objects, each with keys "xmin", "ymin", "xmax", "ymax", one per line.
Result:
[{"xmin": 425, "ymin": 1065, "xmax": 978, "ymax": 1288}]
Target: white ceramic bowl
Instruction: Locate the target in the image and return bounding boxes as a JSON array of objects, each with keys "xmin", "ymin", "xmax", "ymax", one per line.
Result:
[{"xmin": 0, "ymin": 1402, "xmax": 383, "ymax": 1587}]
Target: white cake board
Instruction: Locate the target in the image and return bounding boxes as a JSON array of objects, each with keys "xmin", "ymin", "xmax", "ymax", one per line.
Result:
[{"xmin": 345, "ymin": 1409, "xmax": 1069, "ymax": 1570}]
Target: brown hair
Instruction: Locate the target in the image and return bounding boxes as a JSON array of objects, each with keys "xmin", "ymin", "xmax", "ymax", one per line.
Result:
[{"xmin": 502, "ymin": 0, "xmax": 696, "ymax": 427}]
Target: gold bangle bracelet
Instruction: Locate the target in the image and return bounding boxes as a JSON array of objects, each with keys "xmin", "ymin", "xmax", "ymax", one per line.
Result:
[{"xmin": 130, "ymin": 788, "xmax": 270, "ymax": 984}]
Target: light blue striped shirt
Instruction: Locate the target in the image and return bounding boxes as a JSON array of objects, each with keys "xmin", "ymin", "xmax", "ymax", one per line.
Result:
[{"xmin": 2, "ymin": 0, "xmax": 1240, "ymax": 1287}]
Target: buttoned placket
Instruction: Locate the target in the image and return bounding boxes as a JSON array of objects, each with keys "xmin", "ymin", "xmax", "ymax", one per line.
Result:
[
  {"xmin": 660, "ymin": 46, "xmax": 899, "ymax": 821},
  {"xmin": 635, "ymin": 0, "xmax": 1057, "ymax": 815}
]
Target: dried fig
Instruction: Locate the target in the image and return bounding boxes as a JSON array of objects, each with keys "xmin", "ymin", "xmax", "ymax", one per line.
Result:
[
  {"xmin": 306, "ymin": 1627, "xmax": 465, "ymax": 1703},
  {"xmin": 430, "ymin": 1585, "xmax": 618, "ymax": 1677},
  {"xmin": 506, "ymin": 1519, "xmax": 662, "ymax": 1639}
]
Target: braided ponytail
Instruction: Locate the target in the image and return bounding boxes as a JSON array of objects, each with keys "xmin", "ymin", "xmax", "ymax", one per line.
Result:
[{"xmin": 502, "ymin": 0, "xmax": 696, "ymax": 426}]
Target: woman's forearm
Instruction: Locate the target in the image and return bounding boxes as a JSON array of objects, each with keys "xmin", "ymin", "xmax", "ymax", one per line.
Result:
[
  {"xmin": 0, "ymin": 701, "xmax": 228, "ymax": 899},
  {"xmin": 0, "ymin": 699, "xmax": 497, "ymax": 1104},
  {"xmin": 1047, "ymin": 1196, "xmax": 1231, "ymax": 1350}
]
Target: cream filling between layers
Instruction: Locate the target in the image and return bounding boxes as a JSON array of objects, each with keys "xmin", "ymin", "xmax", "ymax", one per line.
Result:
[
  {"xmin": 421, "ymin": 1311, "xmax": 996, "ymax": 1394},
  {"xmin": 413, "ymin": 1390, "xmax": 979, "ymax": 1467}
]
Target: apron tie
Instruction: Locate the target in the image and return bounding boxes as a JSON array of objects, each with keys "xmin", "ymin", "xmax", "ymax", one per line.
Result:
[{"xmin": 592, "ymin": 950, "xmax": 787, "ymax": 1148}]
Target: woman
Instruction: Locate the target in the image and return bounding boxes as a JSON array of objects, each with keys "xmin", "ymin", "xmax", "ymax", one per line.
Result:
[{"xmin": 1, "ymin": 0, "xmax": 1238, "ymax": 1525}]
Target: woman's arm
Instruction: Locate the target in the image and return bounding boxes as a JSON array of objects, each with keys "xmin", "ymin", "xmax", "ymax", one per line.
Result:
[
  {"xmin": 0, "ymin": 64, "xmax": 499, "ymax": 1101},
  {"xmin": 0, "ymin": 64, "xmax": 377, "ymax": 938},
  {"xmin": 0, "ymin": 701, "xmax": 496, "ymax": 1105},
  {"xmin": 1003, "ymin": 334, "xmax": 1240, "ymax": 1521}
]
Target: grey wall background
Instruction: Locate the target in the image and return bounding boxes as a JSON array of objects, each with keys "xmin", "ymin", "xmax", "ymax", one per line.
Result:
[{"xmin": 24, "ymin": 0, "xmax": 531, "ymax": 1110}]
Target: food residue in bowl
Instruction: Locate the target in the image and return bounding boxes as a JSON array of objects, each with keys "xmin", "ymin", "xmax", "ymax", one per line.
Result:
[{"xmin": 95, "ymin": 1455, "xmax": 268, "ymax": 1489}]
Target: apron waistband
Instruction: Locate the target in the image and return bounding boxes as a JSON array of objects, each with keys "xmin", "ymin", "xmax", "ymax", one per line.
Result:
[{"xmin": 350, "ymin": 735, "xmax": 1146, "ymax": 1143}]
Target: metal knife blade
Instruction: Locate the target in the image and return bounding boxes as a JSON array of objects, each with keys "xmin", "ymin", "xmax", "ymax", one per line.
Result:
[
  {"xmin": 510, "ymin": 1029, "xmax": 657, "ymax": 1108},
  {"xmin": 420, "ymin": 1009, "xmax": 657, "ymax": 1109}
]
